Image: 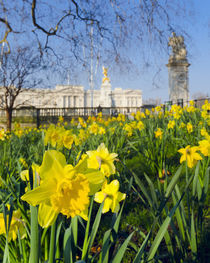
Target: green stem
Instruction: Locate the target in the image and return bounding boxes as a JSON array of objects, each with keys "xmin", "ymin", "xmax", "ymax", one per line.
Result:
[
  {"xmin": 185, "ymin": 164, "xmax": 190, "ymax": 226},
  {"xmin": 44, "ymin": 235, "xmax": 48, "ymax": 262},
  {"xmin": 48, "ymin": 220, "xmax": 57, "ymax": 263},
  {"xmin": 29, "ymin": 206, "xmax": 39, "ymax": 263}
]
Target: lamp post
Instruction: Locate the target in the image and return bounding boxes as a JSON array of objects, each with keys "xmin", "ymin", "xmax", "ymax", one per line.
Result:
[{"xmin": 90, "ymin": 24, "xmax": 94, "ymax": 109}]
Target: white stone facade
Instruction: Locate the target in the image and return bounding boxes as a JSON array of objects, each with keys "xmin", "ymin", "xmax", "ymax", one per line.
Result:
[{"xmin": 0, "ymin": 80, "xmax": 142, "ymax": 109}]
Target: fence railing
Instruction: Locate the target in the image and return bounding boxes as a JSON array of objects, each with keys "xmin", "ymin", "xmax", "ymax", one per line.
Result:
[{"xmin": 0, "ymin": 98, "xmax": 209, "ymax": 128}]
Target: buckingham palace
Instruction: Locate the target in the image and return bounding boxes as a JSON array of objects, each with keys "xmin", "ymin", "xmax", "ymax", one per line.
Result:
[{"xmin": 0, "ymin": 67, "xmax": 142, "ymax": 110}]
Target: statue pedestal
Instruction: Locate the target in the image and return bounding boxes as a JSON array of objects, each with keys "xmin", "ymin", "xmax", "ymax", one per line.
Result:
[
  {"xmin": 99, "ymin": 80, "xmax": 112, "ymax": 107},
  {"xmin": 167, "ymin": 33, "xmax": 190, "ymax": 106},
  {"xmin": 166, "ymin": 59, "xmax": 190, "ymax": 106}
]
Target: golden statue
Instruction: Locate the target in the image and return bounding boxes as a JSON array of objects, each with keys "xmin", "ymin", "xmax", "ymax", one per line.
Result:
[{"xmin": 102, "ymin": 66, "xmax": 110, "ymax": 83}]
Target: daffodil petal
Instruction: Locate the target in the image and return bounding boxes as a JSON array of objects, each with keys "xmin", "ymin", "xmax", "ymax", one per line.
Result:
[
  {"xmin": 74, "ymin": 155, "xmax": 89, "ymax": 173},
  {"xmin": 94, "ymin": 191, "xmax": 105, "ymax": 203},
  {"xmin": 112, "ymin": 203, "xmax": 120, "ymax": 213},
  {"xmin": 103, "ymin": 197, "xmax": 112, "ymax": 213},
  {"xmin": 106, "ymin": 180, "xmax": 119, "ymax": 195},
  {"xmin": 79, "ymin": 205, "xmax": 89, "ymax": 221},
  {"xmin": 39, "ymin": 150, "xmax": 66, "ymax": 181},
  {"xmin": 20, "ymin": 170, "xmax": 29, "ymax": 181},
  {"xmin": 38, "ymin": 203, "xmax": 58, "ymax": 228},
  {"xmin": 21, "ymin": 181, "xmax": 55, "ymax": 206},
  {"xmin": 180, "ymin": 155, "xmax": 185, "ymax": 164},
  {"xmin": 84, "ymin": 170, "xmax": 105, "ymax": 195}
]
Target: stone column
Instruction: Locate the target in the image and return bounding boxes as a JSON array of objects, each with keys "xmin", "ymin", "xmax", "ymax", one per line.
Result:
[
  {"xmin": 100, "ymin": 81, "xmax": 112, "ymax": 107},
  {"xmin": 167, "ymin": 32, "xmax": 190, "ymax": 105}
]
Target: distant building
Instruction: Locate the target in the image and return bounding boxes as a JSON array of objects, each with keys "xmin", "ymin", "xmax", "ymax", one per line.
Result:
[{"xmin": 0, "ymin": 67, "xmax": 142, "ymax": 109}]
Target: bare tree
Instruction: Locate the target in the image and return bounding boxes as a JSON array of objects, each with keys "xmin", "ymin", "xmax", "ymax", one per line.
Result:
[
  {"xmin": 0, "ymin": 1, "xmax": 192, "ymax": 71},
  {"xmin": 0, "ymin": 46, "xmax": 42, "ymax": 130}
]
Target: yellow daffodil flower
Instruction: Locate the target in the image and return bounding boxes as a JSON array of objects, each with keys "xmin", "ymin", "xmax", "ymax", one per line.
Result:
[
  {"xmin": 20, "ymin": 163, "xmax": 40, "ymax": 183},
  {"xmin": 0, "ymin": 207, "xmax": 26, "ymax": 242},
  {"xmin": 0, "ymin": 129, "xmax": 6, "ymax": 141},
  {"xmin": 155, "ymin": 106, "xmax": 162, "ymax": 112},
  {"xmin": 62, "ymin": 130, "xmax": 74, "ymax": 149},
  {"xmin": 145, "ymin": 109, "xmax": 150, "ymax": 116},
  {"xmin": 88, "ymin": 122, "xmax": 99, "ymax": 135},
  {"xmin": 179, "ymin": 122, "xmax": 185, "ymax": 129},
  {"xmin": 21, "ymin": 150, "xmax": 104, "ymax": 228},
  {"xmin": 58, "ymin": 116, "xmax": 64, "ymax": 123},
  {"xmin": 189, "ymin": 100, "xmax": 195, "ymax": 106},
  {"xmin": 86, "ymin": 143, "xmax": 118, "ymax": 177},
  {"xmin": 123, "ymin": 124, "xmax": 133, "ymax": 137},
  {"xmin": 178, "ymin": 145, "xmax": 202, "ymax": 168},
  {"xmin": 94, "ymin": 180, "xmax": 126, "ymax": 213},
  {"xmin": 187, "ymin": 122, "xmax": 193, "ymax": 133},
  {"xmin": 137, "ymin": 121, "xmax": 144, "ymax": 131},
  {"xmin": 168, "ymin": 120, "xmax": 175, "ymax": 129},
  {"xmin": 155, "ymin": 128, "xmax": 163, "ymax": 139},
  {"xmin": 99, "ymin": 127, "xmax": 106, "ymax": 135},
  {"xmin": 202, "ymin": 101, "xmax": 210, "ymax": 111},
  {"xmin": 198, "ymin": 140, "xmax": 210, "ymax": 157}
]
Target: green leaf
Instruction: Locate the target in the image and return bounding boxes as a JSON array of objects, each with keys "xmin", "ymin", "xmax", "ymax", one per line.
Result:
[
  {"xmin": 203, "ymin": 167, "xmax": 209, "ymax": 195},
  {"xmin": 133, "ymin": 230, "xmax": 151, "ymax": 263},
  {"xmin": 147, "ymin": 215, "xmax": 171, "ymax": 261},
  {"xmin": 192, "ymin": 162, "xmax": 200, "ymax": 197},
  {"xmin": 133, "ymin": 172, "xmax": 153, "ymax": 208},
  {"xmin": 147, "ymin": 194, "xmax": 185, "ymax": 262},
  {"xmin": 63, "ymin": 227, "xmax": 73, "ymax": 263},
  {"xmin": 172, "ymin": 192, "xmax": 185, "ymax": 242},
  {"xmin": 71, "ymin": 216, "xmax": 78, "ymax": 250},
  {"xmin": 144, "ymin": 173, "xmax": 158, "ymax": 208},
  {"xmin": 99, "ymin": 229, "xmax": 112, "ymax": 263},
  {"xmin": 82, "ymin": 201, "xmax": 103, "ymax": 261},
  {"xmin": 165, "ymin": 164, "xmax": 183, "ymax": 198},
  {"xmin": 190, "ymin": 211, "xmax": 197, "ymax": 255},
  {"xmin": 81, "ymin": 197, "xmax": 94, "ymax": 258},
  {"xmin": 87, "ymin": 202, "xmax": 103, "ymax": 255},
  {"xmin": 112, "ymin": 232, "xmax": 134, "ymax": 263}
]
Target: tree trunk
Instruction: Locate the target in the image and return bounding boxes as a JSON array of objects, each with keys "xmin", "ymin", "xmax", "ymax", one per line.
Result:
[{"xmin": 6, "ymin": 108, "xmax": 13, "ymax": 131}]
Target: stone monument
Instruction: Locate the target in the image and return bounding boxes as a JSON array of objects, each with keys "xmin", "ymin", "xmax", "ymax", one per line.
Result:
[{"xmin": 167, "ymin": 32, "xmax": 190, "ymax": 105}]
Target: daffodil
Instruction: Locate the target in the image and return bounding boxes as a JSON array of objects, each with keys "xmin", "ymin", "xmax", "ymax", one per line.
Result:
[
  {"xmin": 168, "ymin": 120, "xmax": 175, "ymax": 129},
  {"xmin": 62, "ymin": 130, "xmax": 74, "ymax": 149},
  {"xmin": 20, "ymin": 163, "xmax": 40, "ymax": 183},
  {"xmin": 99, "ymin": 127, "xmax": 106, "ymax": 135},
  {"xmin": 58, "ymin": 116, "xmax": 64, "ymax": 123},
  {"xmin": 0, "ymin": 129, "xmax": 6, "ymax": 141},
  {"xmin": 198, "ymin": 140, "xmax": 210, "ymax": 157},
  {"xmin": 145, "ymin": 109, "xmax": 150, "ymax": 116},
  {"xmin": 155, "ymin": 128, "xmax": 163, "ymax": 139},
  {"xmin": 178, "ymin": 145, "xmax": 202, "ymax": 168},
  {"xmin": 88, "ymin": 122, "xmax": 99, "ymax": 135},
  {"xmin": 21, "ymin": 150, "xmax": 104, "ymax": 227},
  {"xmin": 44, "ymin": 124, "xmax": 65, "ymax": 148},
  {"xmin": 187, "ymin": 106, "xmax": 196, "ymax": 113},
  {"xmin": 187, "ymin": 122, "xmax": 193, "ymax": 133},
  {"xmin": 137, "ymin": 121, "xmax": 144, "ymax": 131},
  {"xmin": 0, "ymin": 206, "xmax": 26, "ymax": 242},
  {"xmin": 155, "ymin": 106, "xmax": 162, "ymax": 112},
  {"xmin": 94, "ymin": 180, "xmax": 126, "ymax": 213},
  {"xmin": 123, "ymin": 123, "xmax": 133, "ymax": 137},
  {"xmin": 86, "ymin": 143, "xmax": 118, "ymax": 177}
]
